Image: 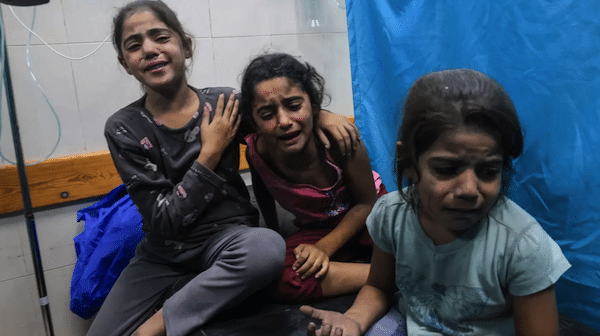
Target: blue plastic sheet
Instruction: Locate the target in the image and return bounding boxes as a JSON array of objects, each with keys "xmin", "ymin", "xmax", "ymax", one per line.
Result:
[
  {"xmin": 346, "ymin": 0, "xmax": 600, "ymax": 330},
  {"xmin": 70, "ymin": 184, "xmax": 145, "ymax": 319}
]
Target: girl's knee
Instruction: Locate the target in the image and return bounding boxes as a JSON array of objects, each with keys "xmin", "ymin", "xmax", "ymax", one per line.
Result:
[{"xmin": 242, "ymin": 227, "xmax": 285, "ymax": 276}]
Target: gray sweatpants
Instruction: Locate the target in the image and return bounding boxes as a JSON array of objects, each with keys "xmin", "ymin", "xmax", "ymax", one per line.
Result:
[{"xmin": 86, "ymin": 225, "xmax": 285, "ymax": 336}]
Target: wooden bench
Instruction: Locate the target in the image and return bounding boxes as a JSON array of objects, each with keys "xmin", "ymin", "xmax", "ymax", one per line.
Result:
[{"xmin": 0, "ymin": 145, "xmax": 250, "ymax": 216}]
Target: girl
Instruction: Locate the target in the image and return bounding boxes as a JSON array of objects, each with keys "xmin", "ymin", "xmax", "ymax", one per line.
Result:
[
  {"xmin": 300, "ymin": 69, "xmax": 571, "ymax": 335},
  {"xmin": 239, "ymin": 53, "xmax": 387, "ymax": 304},
  {"xmin": 88, "ymin": 2, "xmax": 358, "ymax": 336}
]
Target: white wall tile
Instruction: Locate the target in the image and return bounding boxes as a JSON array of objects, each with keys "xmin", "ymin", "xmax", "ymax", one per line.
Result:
[
  {"xmin": 0, "ymin": 275, "xmax": 45, "ymax": 336},
  {"xmin": 0, "ymin": 215, "xmax": 32, "ymax": 281},
  {"xmin": 167, "ymin": 0, "xmax": 211, "ymax": 38},
  {"xmin": 6, "ymin": 44, "xmax": 84, "ymax": 160},
  {"xmin": 62, "ymin": 0, "xmax": 130, "ymax": 44},
  {"xmin": 270, "ymin": 33, "xmax": 326, "ymax": 70},
  {"xmin": 188, "ymin": 37, "xmax": 217, "ymax": 88},
  {"xmin": 33, "ymin": 202, "xmax": 84, "ymax": 271},
  {"xmin": 322, "ymin": 32, "xmax": 354, "ymax": 117},
  {"xmin": 1, "ymin": 1, "xmax": 68, "ymax": 46},
  {"xmin": 210, "ymin": 0, "xmax": 299, "ymax": 37},
  {"xmin": 45, "ymin": 265, "xmax": 93, "ymax": 336},
  {"xmin": 212, "ymin": 35, "xmax": 272, "ymax": 88},
  {"xmin": 70, "ymin": 42, "xmax": 142, "ymax": 153}
]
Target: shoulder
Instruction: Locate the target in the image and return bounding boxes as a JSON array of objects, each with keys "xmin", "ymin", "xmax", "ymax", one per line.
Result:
[
  {"xmin": 487, "ymin": 197, "xmax": 538, "ymax": 233},
  {"xmin": 487, "ymin": 197, "xmax": 571, "ymax": 295},
  {"xmin": 196, "ymin": 86, "xmax": 238, "ymax": 100},
  {"xmin": 367, "ymin": 190, "xmax": 413, "ymax": 254},
  {"xmin": 105, "ymin": 96, "xmax": 150, "ymax": 136}
]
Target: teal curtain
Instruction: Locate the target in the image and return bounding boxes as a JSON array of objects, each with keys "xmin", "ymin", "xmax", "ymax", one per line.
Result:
[{"xmin": 346, "ymin": 0, "xmax": 600, "ymax": 330}]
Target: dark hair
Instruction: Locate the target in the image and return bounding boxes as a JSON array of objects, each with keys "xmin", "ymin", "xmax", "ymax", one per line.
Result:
[
  {"xmin": 239, "ymin": 53, "xmax": 329, "ymax": 130},
  {"xmin": 396, "ymin": 69, "xmax": 523, "ymax": 204},
  {"xmin": 112, "ymin": 0, "xmax": 193, "ymax": 60}
]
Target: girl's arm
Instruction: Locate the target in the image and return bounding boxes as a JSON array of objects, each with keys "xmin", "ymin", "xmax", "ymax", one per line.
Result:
[
  {"xmin": 512, "ymin": 285, "xmax": 560, "ymax": 336},
  {"xmin": 316, "ymin": 110, "xmax": 360, "ymax": 156},
  {"xmin": 197, "ymin": 93, "xmax": 241, "ymax": 170},
  {"xmin": 247, "ymin": 153, "xmax": 280, "ymax": 231},
  {"xmin": 301, "ymin": 246, "xmax": 397, "ymax": 336},
  {"xmin": 294, "ymin": 138, "xmax": 377, "ymax": 279},
  {"xmin": 104, "ymin": 93, "xmax": 241, "ymax": 238}
]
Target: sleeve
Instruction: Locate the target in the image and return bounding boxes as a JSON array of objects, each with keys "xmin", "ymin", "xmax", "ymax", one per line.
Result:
[
  {"xmin": 366, "ymin": 194, "xmax": 397, "ymax": 255},
  {"xmin": 506, "ymin": 223, "xmax": 571, "ymax": 296},
  {"xmin": 104, "ymin": 117, "xmax": 226, "ymax": 238}
]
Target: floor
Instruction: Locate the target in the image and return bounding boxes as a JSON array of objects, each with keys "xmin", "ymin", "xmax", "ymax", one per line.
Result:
[{"xmin": 196, "ymin": 293, "xmax": 600, "ymax": 336}]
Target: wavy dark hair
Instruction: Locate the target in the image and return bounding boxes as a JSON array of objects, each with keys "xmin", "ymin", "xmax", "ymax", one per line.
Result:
[
  {"xmin": 239, "ymin": 53, "xmax": 330, "ymax": 130},
  {"xmin": 396, "ymin": 69, "xmax": 524, "ymax": 206},
  {"xmin": 112, "ymin": 0, "xmax": 193, "ymax": 60}
]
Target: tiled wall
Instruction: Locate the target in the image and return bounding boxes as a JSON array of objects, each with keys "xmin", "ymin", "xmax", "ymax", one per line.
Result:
[{"xmin": 0, "ymin": 0, "xmax": 352, "ymax": 334}]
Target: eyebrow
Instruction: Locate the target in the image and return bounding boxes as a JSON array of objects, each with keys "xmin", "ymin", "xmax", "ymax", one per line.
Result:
[
  {"xmin": 255, "ymin": 95, "xmax": 304, "ymax": 112},
  {"xmin": 122, "ymin": 28, "xmax": 171, "ymax": 46},
  {"xmin": 428, "ymin": 155, "xmax": 503, "ymax": 165}
]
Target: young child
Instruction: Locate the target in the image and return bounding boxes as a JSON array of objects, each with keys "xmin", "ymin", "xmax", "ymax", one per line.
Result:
[
  {"xmin": 300, "ymin": 69, "xmax": 571, "ymax": 335},
  {"xmin": 239, "ymin": 53, "xmax": 387, "ymax": 304},
  {"xmin": 88, "ymin": 2, "xmax": 358, "ymax": 336}
]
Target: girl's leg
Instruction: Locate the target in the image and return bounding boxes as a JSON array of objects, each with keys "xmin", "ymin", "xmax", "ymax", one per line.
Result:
[
  {"xmin": 278, "ymin": 229, "xmax": 371, "ymax": 303},
  {"xmin": 320, "ymin": 261, "xmax": 370, "ymax": 297},
  {"xmin": 162, "ymin": 226, "xmax": 285, "ymax": 335},
  {"xmin": 86, "ymin": 244, "xmax": 184, "ymax": 336}
]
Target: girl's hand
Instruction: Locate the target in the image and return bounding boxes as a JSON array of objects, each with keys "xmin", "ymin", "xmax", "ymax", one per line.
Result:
[
  {"xmin": 198, "ymin": 93, "xmax": 241, "ymax": 169},
  {"xmin": 293, "ymin": 244, "xmax": 330, "ymax": 280},
  {"xmin": 316, "ymin": 111, "xmax": 360, "ymax": 156},
  {"xmin": 300, "ymin": 306, "xmax": 362, "ymax": 336}
]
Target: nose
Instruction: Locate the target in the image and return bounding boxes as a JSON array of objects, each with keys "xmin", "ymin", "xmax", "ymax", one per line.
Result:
[
  {"xmin": 276, "ymin": 109, "xmax": 292, "ymax": 128},
  {"xmin": 142, "ymin": 40, "xmax": 159, "ymax": 59},
  {"xmin": 455, "ymin": 169, "xmax": 479, "ymax": 201}
]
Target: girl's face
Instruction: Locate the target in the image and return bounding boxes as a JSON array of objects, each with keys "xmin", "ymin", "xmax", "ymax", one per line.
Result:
[
  {"xmin": 118, "ymin": 10, "xmax": 190, "ymax": 91},
  {"xmin": 252, "ymin": 77, "xmax": 315, "ymax": 154},
  {"xmin": 405, "ymin": 125, "xmax": 503, "ymax": 241}
]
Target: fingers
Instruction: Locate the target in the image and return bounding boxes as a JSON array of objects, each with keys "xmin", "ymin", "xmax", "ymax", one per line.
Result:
[
  {"xmin": 307, "ymin": 322, "xmax": 318, "ymax": 336},
  {"xmin": 314, "ymin": 258, "xmax": 329, "ymax": 279},
  {"xmin": 316, "ymin": 128, "xmax": 332, "ymax": 149},
  {"xmin": 297, "ymin": 253, "xmax": 325, "ymax": 279},
  {"xmin": 223, "ymin": 93, "xmax": 238, "ymax": 122},
  {"xmin": 201, "ymin": 102, "xmax": 210, "ymax": 126},
  {"xmin": 215, "ymin": 93, "xmax": 225, "ymax": 117},
  {"xmin": 345, "ymin": 122, "xmax": 361, "ymax": 151}
]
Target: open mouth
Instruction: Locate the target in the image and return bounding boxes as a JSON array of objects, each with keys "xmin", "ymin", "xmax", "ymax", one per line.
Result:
[
  {"xmin": 145, "ymin": 61, "xmax": 168, "ymax": 72},
  {"xmin": 278, "ymin": 130, "xmax": 301, "ymax": 142}
]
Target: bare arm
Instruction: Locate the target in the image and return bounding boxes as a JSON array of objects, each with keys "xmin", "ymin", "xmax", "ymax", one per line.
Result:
[
  {"xmin": 316, "ymin": 110, "xmax": 360, "ymax": 156},
  {"xmin": 294, "ymin": 139, "xmax": 378, "ymax": 279},
  {"xmin": 315, "ymin": 140, "xmax": 377, "ymax": 256},
  {"xmin": 301, "ymin": 246, "xmax": 397, "ymax": 336},
  {"xmin": 512, "ymin": 285, "xmax": 559, "ymax": 336}
]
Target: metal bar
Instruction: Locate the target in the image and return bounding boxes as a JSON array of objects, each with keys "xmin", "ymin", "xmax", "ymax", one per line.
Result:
[{"xmin": 1, "ymin": 9, "xmax": 55, "ymax": 335}]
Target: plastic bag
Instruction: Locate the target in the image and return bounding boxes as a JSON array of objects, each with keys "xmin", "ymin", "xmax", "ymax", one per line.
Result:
[{"xmin": 70, "ymin": 184, "xmax": 145, "ymax": 319}]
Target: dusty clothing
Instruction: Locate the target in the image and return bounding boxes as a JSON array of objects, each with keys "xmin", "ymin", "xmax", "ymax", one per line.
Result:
[{"xmin": 88, "ymin": 87, "xmax": 285, "ymax": 336}]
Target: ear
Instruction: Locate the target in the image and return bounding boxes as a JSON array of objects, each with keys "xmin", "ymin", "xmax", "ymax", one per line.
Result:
[
  {"xmin": 119, "ymin": 56, "xmax": 132, "ymax": 75},
  {"xmin": 184, "ymin": 36, "xmax": 193, "ymax": 59},
  {"xmin": 396, "ymin": 141, "xmax": 418, "ymax": 182}
]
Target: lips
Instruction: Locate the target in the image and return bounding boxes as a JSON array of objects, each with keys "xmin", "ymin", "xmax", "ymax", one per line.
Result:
[
  {"xmin": 145, "ymin": 61, "xmax": 168, "ymax": 72},
  {"xmin": 278, "ymin": 130, "xmax": 301, "ymax": 141}
]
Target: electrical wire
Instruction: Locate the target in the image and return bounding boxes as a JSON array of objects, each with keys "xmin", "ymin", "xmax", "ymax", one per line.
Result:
[
  {"xmin": 24, "ymin": 7, "xmax": 61, "ymax": 164},
  {"xmin": 0, "ymin": 5, "xmax": 112, "ymax": 165},
  {"xmin": 0, "ymin": 6, "xmax": 13, "ymax": 164},
  {"xmin": 9, "ymin": 6, "xmax": 112, "ymax": 61}
]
